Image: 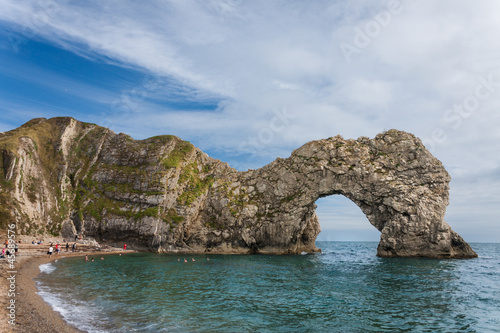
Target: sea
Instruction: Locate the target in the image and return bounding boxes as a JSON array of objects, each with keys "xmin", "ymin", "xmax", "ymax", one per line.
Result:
[{"xmin": 35, "ymin": 242, "xmax": 500, "ymax": 333}]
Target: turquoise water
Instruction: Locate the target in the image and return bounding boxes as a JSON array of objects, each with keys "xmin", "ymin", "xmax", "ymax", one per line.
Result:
[{"xmin": 36, "ymin": 242, "xmax": 500, "ymax": 332}]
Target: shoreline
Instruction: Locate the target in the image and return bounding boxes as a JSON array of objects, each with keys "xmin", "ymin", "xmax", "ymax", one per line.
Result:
[
  {"xmin": 14, "ymin": 254, "xmax": 84, "ymax": 333},
  {"xmin": 1, "ymin": 243, "xmax": 129, "ymax": 332}
]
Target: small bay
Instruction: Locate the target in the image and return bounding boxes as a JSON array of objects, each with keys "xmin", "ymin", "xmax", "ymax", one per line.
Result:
[{"xmin": 36, "ymin": 242, "xmax": 500, "ymax": 332}]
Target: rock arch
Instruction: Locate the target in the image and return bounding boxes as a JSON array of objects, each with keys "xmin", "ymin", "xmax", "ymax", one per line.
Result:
[
  {"xmin": 211, "ymin": 130, "xmax": 477, "ymax": 258},
  {"xmin": 0, "ymin": 118, "xmax": 476, "ymax": 258}
]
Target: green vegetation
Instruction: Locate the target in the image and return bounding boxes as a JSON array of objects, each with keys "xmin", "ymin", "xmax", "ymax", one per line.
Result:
[
  {"xmin": 83, "ymin": 193, "xmax": 160, "ymax": 223},
  {"xmin": 163, "ymin": 208, "xmax": 184, "ymax": 225},
  {"xmin": 176, "ymin": 162, "xmax": 214, "ymax": 206},
  {"xmin": 76, "ymin": 164, "xmax": 170, "ymax": 224},
  {"xmin": 162, "ymin": 140, "xmax": 194, "ymax": 168},
  {"xmin": 0, "ymin": 119, "xmax": 72, "ymax": 230},
  {"xmin": 229, "ymin": 207, "xmax": 238, "ymax": 216},
  {"xmin": 145, "ymin": 135, "xmax": 176, "ymax": 144},
  {"xmin": 0, "ymin": 118, "xmax": 193, "ymax": 234},
  {"xmin": 135, "ymin": 207, "xmax": 159, "ymax": 219}
]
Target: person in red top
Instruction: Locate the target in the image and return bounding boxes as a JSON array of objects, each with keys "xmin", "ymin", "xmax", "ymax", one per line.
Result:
[{"xmin": 123, "ymin": 243, "xmax": 127, "ymax": 250}]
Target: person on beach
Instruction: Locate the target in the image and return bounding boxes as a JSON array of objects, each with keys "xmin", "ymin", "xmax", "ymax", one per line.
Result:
[
  {"xmin": 123, "ymin": 243, "xmax": 127, "ymax": 250},
  {"xmin": 72, "ymin": 243, "xmax": 76, "ymax": 252},
  {"xmin": 55, "ymin": 243, "xmax": 60, "ymax": 255},
  {"xmin": 47, "ymin": 246, "xmax": 53, "ymax": 257},
  {"xmin": 66, "ymin": 242, "xmax": 69, "ymax": 252},
  {"xmin": 14, "ymin": 242, "xmax": 18, "ymax": 255}
]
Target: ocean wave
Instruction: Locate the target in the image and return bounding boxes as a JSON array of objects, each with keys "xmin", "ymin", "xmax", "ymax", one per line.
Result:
[
  {"xmin": 39, "ymin": 263, "xmax": 57, "ymax": 274},
  {"xmin": 36, "ymin": 288, "xmax": 72, "ymax": 318},
  {"xmin": 37, "ymin": 285, "xmax": 110, "ymax": 333}
]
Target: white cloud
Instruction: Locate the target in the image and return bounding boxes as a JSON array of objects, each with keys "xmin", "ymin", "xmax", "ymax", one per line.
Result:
[{"xmin": 1, "ymin": 0, "xmax": 500, "ymax": 241}]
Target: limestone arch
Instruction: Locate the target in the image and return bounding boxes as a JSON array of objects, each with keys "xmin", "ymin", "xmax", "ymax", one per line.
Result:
[{"xmin": 235, "ymin": 130, "xmax": 477, "ymax": 258}]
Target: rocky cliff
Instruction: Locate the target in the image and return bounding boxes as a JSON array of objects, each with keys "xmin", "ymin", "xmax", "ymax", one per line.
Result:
[{"xmin": 0, "ymin": 117, "xmax": 477, "ymax": 258}]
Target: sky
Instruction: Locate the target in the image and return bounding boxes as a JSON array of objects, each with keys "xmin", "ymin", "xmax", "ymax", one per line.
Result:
[{"xmin": 0, "ymin": 0, "xmax": 499, "ymax": 242}]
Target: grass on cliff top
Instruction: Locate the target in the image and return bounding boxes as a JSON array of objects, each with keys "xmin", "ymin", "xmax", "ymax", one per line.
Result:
[
  {"xmin": 144, "ymin": 135, "xmax": 176, "ymax": 144},
  {"xmin": 0, "ymin": 117, "xmax": 104, "ymax": 172},
  {"xmin": 0, "ymin": 119, "xmax": 57, "ymax": 153},
  {"xmin": 162, "ymin": 140, "xmax": 194, "ymax": 168}
]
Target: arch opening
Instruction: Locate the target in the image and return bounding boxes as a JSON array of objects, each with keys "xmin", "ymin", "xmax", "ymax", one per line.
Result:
[{"xmin": 315, "ymin": 195, "xmax": 380, "ymax": 242}]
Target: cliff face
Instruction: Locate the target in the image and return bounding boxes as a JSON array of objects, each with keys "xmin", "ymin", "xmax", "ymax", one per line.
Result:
[{"xmin": 0, "ymin": 117, "xmax": 477, "ymax": 258}]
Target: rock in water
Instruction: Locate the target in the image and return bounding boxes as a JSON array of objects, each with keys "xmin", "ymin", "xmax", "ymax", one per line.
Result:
[{"xmin": 0, "ymin": 117, "xmax": 477, "ymax": 258}]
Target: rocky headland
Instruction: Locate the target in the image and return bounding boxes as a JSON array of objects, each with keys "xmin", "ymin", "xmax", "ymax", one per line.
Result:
[{"xmin": 0, "ymin": 117, "xmax": 477, "ymax": 258}]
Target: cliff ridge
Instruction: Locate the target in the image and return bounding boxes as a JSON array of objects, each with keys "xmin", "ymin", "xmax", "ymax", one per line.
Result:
[{"xmin": 0, "ymin": 117, "xmax": 477, "ymax": 258}]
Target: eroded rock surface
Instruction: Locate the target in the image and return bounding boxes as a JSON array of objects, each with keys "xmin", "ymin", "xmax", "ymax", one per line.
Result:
[{"xmin": 0, "ymin": 117, "xmax": 477, "ymax": 258}]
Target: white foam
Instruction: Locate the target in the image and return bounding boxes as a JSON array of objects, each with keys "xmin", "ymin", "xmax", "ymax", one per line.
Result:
[
  {"xmin": 37, "ymin": 285, "xmax": 110, "ymax": 333},
  {"xmin": 39, "ymin": 263, "xmax": 57, "ymax": 274}
]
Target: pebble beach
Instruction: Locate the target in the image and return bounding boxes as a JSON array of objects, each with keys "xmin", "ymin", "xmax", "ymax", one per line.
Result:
[{"xmin": 0, "ymin": 233, "xmax": 129, "ymax": 332}]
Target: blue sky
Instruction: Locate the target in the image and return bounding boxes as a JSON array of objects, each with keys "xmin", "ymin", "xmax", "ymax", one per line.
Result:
[{"xmin": 1, "ymin": 0, "xmax": 499, "ymax": 242}]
